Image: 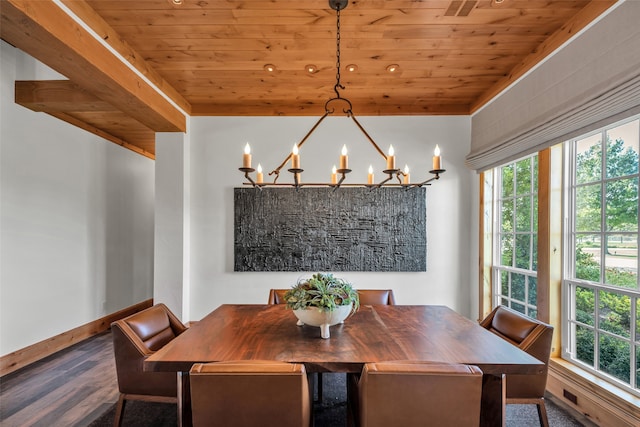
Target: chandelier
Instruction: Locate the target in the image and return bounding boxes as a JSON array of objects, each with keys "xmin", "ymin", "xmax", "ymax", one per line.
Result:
[{"xmin": 239, "ymin": 0, "xmax": 445, "ymax": 189}]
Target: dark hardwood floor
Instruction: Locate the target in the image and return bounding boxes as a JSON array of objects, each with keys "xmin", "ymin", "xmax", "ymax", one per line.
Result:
[{"xmin": 0, "ymin": 332, "xmax": 118, "ymax": 427}]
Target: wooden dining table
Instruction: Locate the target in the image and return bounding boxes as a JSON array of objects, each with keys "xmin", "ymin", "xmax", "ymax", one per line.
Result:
[{"xmin": 145, "ymin": 304, "xmax": 544, "ymax": 427}]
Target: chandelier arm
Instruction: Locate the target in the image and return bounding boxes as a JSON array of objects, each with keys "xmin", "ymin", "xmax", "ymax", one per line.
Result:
[
  {"xmin": 414, "ymin": 173, "xmax": 442, "ymax": 188},
  {"xmin": 377, "ymin": 175, "xmax": 393, "ymax": 187},
  {"xmin": 349, "ymin": 113, "xmax": 388, "ymax": 160},
  {"xmin": 268, "ymin": 112, "xmax": 330, "ymax": 177}
]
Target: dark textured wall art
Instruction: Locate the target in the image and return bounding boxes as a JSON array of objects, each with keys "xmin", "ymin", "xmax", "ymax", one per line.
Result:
[{"xmin": 234, "ymin": 187, "xmax": 426, "ymax": 272}]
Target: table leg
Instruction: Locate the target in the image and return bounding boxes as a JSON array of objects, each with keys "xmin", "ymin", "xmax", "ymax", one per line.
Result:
[
  {"xmin": 480, "ymin": 373, "xmax": 506, "ymax": 427},
  {"xmin": 177, "ymin": 371, "xmax": 192, "ymax": 427}
]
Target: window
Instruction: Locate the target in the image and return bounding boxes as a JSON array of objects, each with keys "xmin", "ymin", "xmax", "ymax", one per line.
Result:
[
  {"xmin": 565, "ymin": 116, "xmax": 640, "ymax": 395},
  {"xmin": 493, "ymin": 154, "xmax": 539, "ymax": 318}
]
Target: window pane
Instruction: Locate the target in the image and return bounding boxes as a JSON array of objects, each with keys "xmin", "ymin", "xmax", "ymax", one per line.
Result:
[
  {"xmin": 530, "ymin": 308, "xmax": 538, "ymax": 319},
  {"xmin": 512, "ymin": 273, "xmax": 525, "ymax": 302},
  {"xmin": 528, "ymin": 276, "xmax": 537, "ymax": 306},
  {"xmin": 606, "ymin": 120, "xmax": 639, "ymax": 179},
  {"xmin": 605, "ymin": 178, "xmax": 638, "ymax": 232},
  {"xmin": 636, "ymin": 346, "xmax": 640, "ymax": 390},
  {"xmin": 532, "ymin": 156, "xmax": 539, "ymax": 193},
  {"xmin": 576, "ymin": 286, "xmax": 595, "ymax": 326},
  {"xmin": 598, "ymin": 291, "xmax": 631, "ymax": 338},
  {"xmin": 515, "ymin": 196, "xmax": 532, "ymax": 232},
  {"xmin": 500, "ymin": 200, "xmax": 513, "ymax": 233},
  {"xmin": 515, "ymin": 234, "xmax": 531, "ymax": 269},
  {"xmin": 512, "ymin": 301, "xmax": 525, "ymax": 314},
  {"xmin": 533, "ymin": 194, "xmax": 538, "ymax": 233},
  {"xmin": 604, "ymin": 234, "xmax": 638, "ymax": 289},
  {"xmin": 515, "ymin": 157, "xmax": 532, "ymax": 196},
  {"xmin": 576, "ymin": 133, "xmax": 602, "ymax": 184},
  {"xmin": 575, "ymin": 238, "xmax": 601, "ymax": 282},
  {"xmin": 576, "ymin": 324, "xmax": 594, "ymax": 366},
  {"xmin": 502, "ymin": 164, "xmax": 514, "ymax": 198},
  {"xmin": 637, "ymin": 299, "xmax": 640, "ymax": 343},
  {"xmin": 598, "ymin": 335, "xmax": 630, "ymax": 383},
  {"xmin": 576, "ymin": 184, "xmax": 602, "ymax": 232},
  {"xmin": 501, "ymin": 234, "xmax": 513, "ymax": 266},
  {"xmin": 532, "ymin": 233, "xmax": 538, "ymax": 271},
  {"xmin": 501, "ymin": 270, "xmax": 509, "ymax": 296}
]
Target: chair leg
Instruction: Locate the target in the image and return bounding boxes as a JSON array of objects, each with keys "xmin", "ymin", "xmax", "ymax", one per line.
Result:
[
  {"xmin": 536, "ymin": 399, "xmax": 549, "ymax": 427},
  {"xmin": 113, "ymin": 394, "xmax": 126, "ymax": 427},
  {"xmin": 318, "ymin": 373, "xmax": 323, "ymax": 403}
]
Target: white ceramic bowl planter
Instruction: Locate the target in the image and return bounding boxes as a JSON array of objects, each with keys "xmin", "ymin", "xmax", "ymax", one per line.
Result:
[{"xmin": 293, "ymin": 304, "xmax": 353, "ymax": 339}]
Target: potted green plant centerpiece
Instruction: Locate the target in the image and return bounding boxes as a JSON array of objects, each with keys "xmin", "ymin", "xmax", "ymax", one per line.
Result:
[{"xmin": 283, "ymin": 273, "xmax": 359, "ymax": 339}]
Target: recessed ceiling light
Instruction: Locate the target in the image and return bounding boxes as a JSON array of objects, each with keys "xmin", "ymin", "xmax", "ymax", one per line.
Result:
[
  {"xmin": 386, "ymin": 64, "xmax": 399, "ymax": 73},
  {"xmin": 171, "ymin": 0, "xmax": 183, "ymax": 5},
  {"xmin": 305, "ymin": 64, "xmax": 318, "ymax": 74},
  {"xmin": 264, "ymin": 64, "xmax": 276, "ymax": 72},
  {"xmin": 346, "ymin": 64, "xmax": 358, "ymax": 72}
]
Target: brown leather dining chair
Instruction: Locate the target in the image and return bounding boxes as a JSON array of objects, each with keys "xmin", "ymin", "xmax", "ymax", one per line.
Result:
[
  {"xmin": 480, "ymin": 305, "xmax": 554, "ymax": 427},
  {"xmin": 111, "ymin": 303, "xmax": 187, "ymax": 427},
  {"xmin": 189, "ymin": 361, "xmax": 312, "ymax": 427},
  {"xmin": 357, "ymin": 289, "xmax": 396, "ymax": 305},
  {"xmin": 267, "ymin": 288, "xmax": 288, "ymax": 305},
  {"xmin": 352, "ymin": 361, "xmax": 483, "ymax": 427}
]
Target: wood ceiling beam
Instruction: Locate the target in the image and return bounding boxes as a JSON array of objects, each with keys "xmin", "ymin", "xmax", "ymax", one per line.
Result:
[
  {"xmin": 15, "ymin": 80, "xmax": 155, "ymax": 159},
  {"xmin": 59, "ymin": 0, "xmax": 191, "ymax": 116},
  {"xmin": 15, "ymin": 80, "xmax": 116, "ymax": 113},
  {"xmin": 0, "ymin": 0, "xmax": 186, "ymax": 133}
]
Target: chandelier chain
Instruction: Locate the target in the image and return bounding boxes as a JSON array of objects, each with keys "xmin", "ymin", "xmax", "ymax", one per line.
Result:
[{"xmin": 334, "ymin": 6, "xmax": 345, "ymax": 98}]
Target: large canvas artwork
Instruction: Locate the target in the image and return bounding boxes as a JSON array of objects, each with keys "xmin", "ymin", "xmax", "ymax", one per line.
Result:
[{"xmin": 234, "ymin": 187, "xmax": 426, "ymax": 272}]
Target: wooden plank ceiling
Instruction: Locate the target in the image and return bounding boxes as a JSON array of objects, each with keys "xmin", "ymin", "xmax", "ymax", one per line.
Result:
[{"xmin": 1, "ymin": 0, "xmax": 617, "ymax": 158}]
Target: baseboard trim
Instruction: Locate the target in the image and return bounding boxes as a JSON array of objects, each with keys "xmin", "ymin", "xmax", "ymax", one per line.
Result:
[
  {"xmin": 547, "ymin": 358, "xmax": 640, "ymax": 427},
  {"xmin": 0, "ymin": 299, "xmax": 153, "ymax": 377}
]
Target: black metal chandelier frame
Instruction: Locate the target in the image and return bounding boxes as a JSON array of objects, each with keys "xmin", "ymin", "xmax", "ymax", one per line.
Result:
[{"xmin": 239, "ymin": 0, "xmax": 445, "ymax": 190}]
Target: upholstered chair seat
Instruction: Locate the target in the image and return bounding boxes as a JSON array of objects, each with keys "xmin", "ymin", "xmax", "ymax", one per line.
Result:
[
  {"xmin": 480, "ymin": 305, "xmax": 554, "ymax": 427},
  {"xmin": 111, "ymin": 303, "xmax": 187, "ymax": 426},
  {"xmin": 189, "ymin": 361, "xmax": 311, "ymax": 427},
  {"xmin": 352, "ymin": 361, "xmax": 483, "ymax": 427},
  {"xmin": 357, "ymin": 289, "xmax": 396, "ymax": 305}
]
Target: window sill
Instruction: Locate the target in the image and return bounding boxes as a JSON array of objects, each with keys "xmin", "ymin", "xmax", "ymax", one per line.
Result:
[{"xmin": 547, "ymin": 357, "xmax": 640, "ymax": 427}]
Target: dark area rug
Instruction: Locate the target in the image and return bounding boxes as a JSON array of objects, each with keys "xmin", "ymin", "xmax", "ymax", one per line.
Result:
[{"xmin": 88, "ymin": 373, "xmax": 585, "ymax": 426}]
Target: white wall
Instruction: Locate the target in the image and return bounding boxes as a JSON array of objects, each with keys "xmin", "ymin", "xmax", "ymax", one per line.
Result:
[
  {"xmin": 0, "ymin": 41, "xmax": 156, "ymax": 355},
  {"xmin": 176, "ymin": 115, "xmax": 475, "ymax": 321}
]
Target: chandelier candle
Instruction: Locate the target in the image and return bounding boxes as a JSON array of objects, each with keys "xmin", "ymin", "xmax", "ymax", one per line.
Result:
[
  {"xmin": 403, "ymin": 165, "xmax": 410, "ymax": 184},
  {"xmin": 256, "ymin": 164, "xmax": 264, "ymax": 184},
  {"xmin": 368, "ymin": 165, "xmax": 374, "ymax": 185},
  {"xmin": 339, "ymin": 145, "xmax": 348, "ymax": 170},
  {"xmin": 433, "ymin": 145, "xmax": 441, "ymax": 170},
  {"xmin": 386, "ymin": 145, "xmax": 396, "ymax": 170},
  {"xmin": 291, "ymin": 144, "xmax": 300, "ymax": 169},
  {"xmin": 243, "ymin": 143, "xmax": 252, "ymax": 168},
  {"xmin": 331, "ymin": 166, "xmax": 338, "ymax": 184}
]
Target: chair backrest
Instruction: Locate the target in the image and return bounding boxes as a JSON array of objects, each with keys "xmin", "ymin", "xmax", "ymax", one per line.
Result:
[
  {"xmin": 268, "ymin": 289, "xmax": 289, "ymax": 304},
  {"xmin": 111, "ymin": 303, "xmax": 187, "ymax": 396},
  {"xmin": 357, "ymin": 361, "xmax": 482, "ymax": 427},
  {"xmin": 479, "ymin": 305, "xmax": 554, "ymax": 397},
  {"xmin": 357, "ymin": 289, "xmax": 396, "ymax": 305},
  {"xmin": 190, "ymin": 361, "xmax": 311, "ymax": 427}
]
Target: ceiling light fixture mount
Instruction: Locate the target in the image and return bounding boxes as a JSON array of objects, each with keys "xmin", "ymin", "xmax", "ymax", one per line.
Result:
[{"xmin": 239, "ymin": 0, "xmax": 445, "ymax": 190}]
